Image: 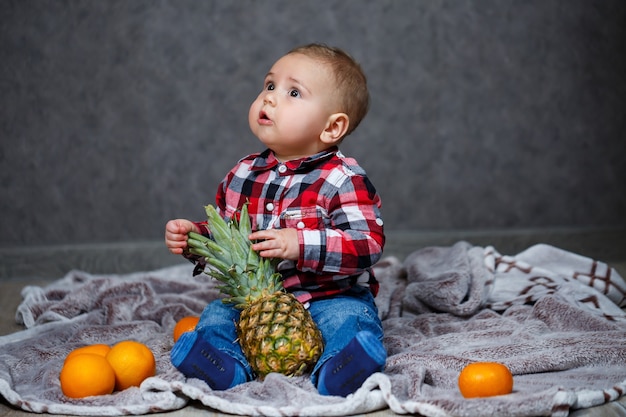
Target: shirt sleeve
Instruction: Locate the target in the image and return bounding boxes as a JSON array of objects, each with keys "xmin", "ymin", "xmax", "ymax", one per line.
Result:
[{"xmin": 296, "ymin": 172, "xmax": 385, "ymax": 276}]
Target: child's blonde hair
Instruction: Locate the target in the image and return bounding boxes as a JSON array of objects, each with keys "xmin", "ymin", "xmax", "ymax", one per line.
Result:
[{"xmin": 288, "ymin": 44, "xmax": 369, "ymax": 137}]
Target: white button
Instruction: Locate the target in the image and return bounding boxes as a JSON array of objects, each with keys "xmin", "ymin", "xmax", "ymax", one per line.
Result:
[
  {"xmin": 278, "ymin": 165, "xmax": 287, "ymax": 173},
  {"xmin": 296, "ymin": 221, "xmax": 305, "ymax": 229},
  {"xmin": 375, "ymin": 218, "xmax": 384, "ymax": 226},
  {"xmin": 266, "ymin": 203, "xmax": 274, "ymax": 211}
]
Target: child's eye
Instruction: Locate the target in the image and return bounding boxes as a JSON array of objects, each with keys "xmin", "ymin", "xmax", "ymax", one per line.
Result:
[
  {"xmin": 265, "ymin": 82, "xmax": 275, "ymax": 91},
  {"xmin": 289, "ymin": 89, "xmax": 300, "ymax": 98}
]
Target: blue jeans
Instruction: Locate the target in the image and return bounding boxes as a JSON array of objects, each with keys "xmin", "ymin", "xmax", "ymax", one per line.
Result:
[{"xmin": 194, "ymin": 285, "xmax": 384, "ymax": 385}]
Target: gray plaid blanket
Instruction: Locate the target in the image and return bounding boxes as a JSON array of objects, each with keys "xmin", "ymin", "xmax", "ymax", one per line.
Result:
[{"xmin": 1, "ymin": 242, "xmax": 625, "ymax": 416}]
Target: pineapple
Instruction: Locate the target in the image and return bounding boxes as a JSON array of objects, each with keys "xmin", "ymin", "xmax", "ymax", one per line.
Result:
[{"xmin": 186, "ymin": 204, "xmax": 324, "ymax": 379}]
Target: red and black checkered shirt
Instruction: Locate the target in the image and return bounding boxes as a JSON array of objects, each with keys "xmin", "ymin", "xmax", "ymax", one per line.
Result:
[{"xmin": 192, "ymin": 146, "xmax": 385, "ymax": 303}]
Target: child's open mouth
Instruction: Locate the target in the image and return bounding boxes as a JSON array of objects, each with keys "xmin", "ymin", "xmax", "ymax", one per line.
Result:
[{"xmin": 258, "ymin": 110, "xmax": 272, "ymax": 125}]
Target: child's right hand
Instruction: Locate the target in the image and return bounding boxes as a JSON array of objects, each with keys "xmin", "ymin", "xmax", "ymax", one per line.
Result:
[{"xmin": 165, "ymin": 219, "xmax": 200, "ymax": 255}]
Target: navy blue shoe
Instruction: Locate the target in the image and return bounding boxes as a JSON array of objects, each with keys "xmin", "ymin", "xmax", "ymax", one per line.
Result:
[
  {"xmin": 170, "ymin": 331, "xmax": 247, "ymax": 390},
  {"xmin": 317, "ymin": 330, "xmax": 386, "ymax": 396}
]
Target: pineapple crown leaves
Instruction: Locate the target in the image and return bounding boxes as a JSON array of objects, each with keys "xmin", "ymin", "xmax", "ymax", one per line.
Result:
[{"xmin": 186, "ymin": 203, "xmax": 283, "ymax": 309}]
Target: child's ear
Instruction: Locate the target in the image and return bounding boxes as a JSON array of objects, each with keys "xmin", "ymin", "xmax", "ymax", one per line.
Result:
[{"xmin": 320, "ymin": 113, "xmax": 349, "ymax": 144}]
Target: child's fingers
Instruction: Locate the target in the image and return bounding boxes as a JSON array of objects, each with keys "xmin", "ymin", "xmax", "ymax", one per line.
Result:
[{"xmin": 249, "ymin": 229, "xmax": 276, "ymax": 241}]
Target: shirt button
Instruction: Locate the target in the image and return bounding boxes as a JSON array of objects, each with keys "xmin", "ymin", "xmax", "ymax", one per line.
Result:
[
  {"xmin": 266, "ymin": 203, "xmax": 274, "ymax": 211},
  {"xmin": 296, "ymin": 221, "xmax": 305, "ymax": 229},
  {"xmin": 278, "ymin": 165, "xmax": 287, "ymax": 173},
  {"xmin": 375, "ymin": 218, "xmax": 384, "ymax": 226}
]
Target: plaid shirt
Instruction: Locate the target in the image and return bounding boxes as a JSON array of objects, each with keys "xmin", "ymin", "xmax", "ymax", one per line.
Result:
[{"xmin": 192, "ymin": 146, "xmax": 385, "ymax": 303}]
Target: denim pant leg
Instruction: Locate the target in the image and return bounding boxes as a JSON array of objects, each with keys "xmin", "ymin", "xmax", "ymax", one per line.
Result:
[
  {"xmin": 308, "ymin": 286, "xmax": 385, "ymax": 385},
  {"xmin": 194, "ymin": 299, "xmax": 255, "ymax": 380}
]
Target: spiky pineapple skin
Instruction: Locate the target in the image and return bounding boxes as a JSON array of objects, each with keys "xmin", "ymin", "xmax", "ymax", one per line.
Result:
[{"xmin": 237, "ymin": 291, "xmax": 323, "ymax": 379}]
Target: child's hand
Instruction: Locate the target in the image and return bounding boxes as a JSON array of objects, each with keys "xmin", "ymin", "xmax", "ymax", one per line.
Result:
[
  {"xmin": 249, "ymin": 228, "xmax": 299, "ymax": 261},
  {"xmin": 165, "ymin": 219, "xmax": 200, "ymax": 255}
]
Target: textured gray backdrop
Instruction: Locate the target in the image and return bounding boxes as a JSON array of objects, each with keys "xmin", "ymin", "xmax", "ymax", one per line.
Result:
[{"xmin": 1, "ymin": 0, "xmax": 625, "ymax": 247}]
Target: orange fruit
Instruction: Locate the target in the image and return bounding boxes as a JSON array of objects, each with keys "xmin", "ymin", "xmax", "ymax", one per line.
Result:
[
  {"xmin": 64, "ymin": 344, "xmax": 111, "ymax": 363},
  {"xmin": 458, "ymin": 362, "xmax": 514, "ymax": 398},
  {"xmin": 59, "ymin": 353, "xmax": 116, "ymax": 398},
  {"xmin": 105, "ymin": 340, "xmax": 156, "ymax": 391},
  {"xmin": 173, "ymin": 316, "xmax": 200, "ymax": 342}
]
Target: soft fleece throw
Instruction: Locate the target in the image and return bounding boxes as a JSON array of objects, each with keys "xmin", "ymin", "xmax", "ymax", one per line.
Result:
[{"xmin": 1, "ymin": 242, "xmax": 626, "ymax": 417}]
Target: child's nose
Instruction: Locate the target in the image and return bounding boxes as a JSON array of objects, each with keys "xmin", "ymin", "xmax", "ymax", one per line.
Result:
[{"xmin": 263, "ymin": 92, "xmax": 276, "ymax": 105}]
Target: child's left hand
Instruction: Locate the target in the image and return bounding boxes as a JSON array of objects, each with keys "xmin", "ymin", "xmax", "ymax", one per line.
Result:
[{"xmin": 249, "ymin": 228, "xmax": 299, "ymax": 261}]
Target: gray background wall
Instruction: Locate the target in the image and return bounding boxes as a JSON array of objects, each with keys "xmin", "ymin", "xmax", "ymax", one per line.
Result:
[{"xmin": 1, "ymin": 0, "xmax": 625, "ymax": 249}]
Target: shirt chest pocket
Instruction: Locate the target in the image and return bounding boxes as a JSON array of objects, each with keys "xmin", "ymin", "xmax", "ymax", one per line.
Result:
[{"xmin": 279, "ymin": 207, "xmax": 327, "ymax": 230}]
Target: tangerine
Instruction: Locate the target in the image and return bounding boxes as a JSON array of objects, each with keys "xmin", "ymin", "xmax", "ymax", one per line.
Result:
[
  {"xmin": 105, "ymin": 340, "xmax": 156, "ymax": 391},
  {"xmin": 173, "ymin": 316, "xmax": 200, "ymax": 342},
  {"xmin": 64, "ymin": 344, "xmax": 111, "ymax": 363},
  {"xmin": 458, "ymin": 362, "xmax": 514, "ymax": 398},
  {"xmin": 59, "ymin": 353, "xmax": 116, "ymax": 398}
]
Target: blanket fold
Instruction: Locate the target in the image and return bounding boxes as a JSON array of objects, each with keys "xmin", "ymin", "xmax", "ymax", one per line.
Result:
[
  {"xmin": 1, "ymin": 243, "xmax": 625, "ymax": 417},
  {"xmin": 402, "ymin": 242, "xmax": 492, "ymax": 316}
]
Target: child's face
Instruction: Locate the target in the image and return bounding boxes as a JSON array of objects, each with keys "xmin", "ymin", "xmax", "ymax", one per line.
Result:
[{"xmin": 248, "ymin": 53, "xmax": 341, "ymax": 161}]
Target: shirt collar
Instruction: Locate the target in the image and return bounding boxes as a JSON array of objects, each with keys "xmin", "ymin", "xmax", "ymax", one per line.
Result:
[{"xmin": 250, "ymin": 147, "xmax": 339, "ymax": 173}]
